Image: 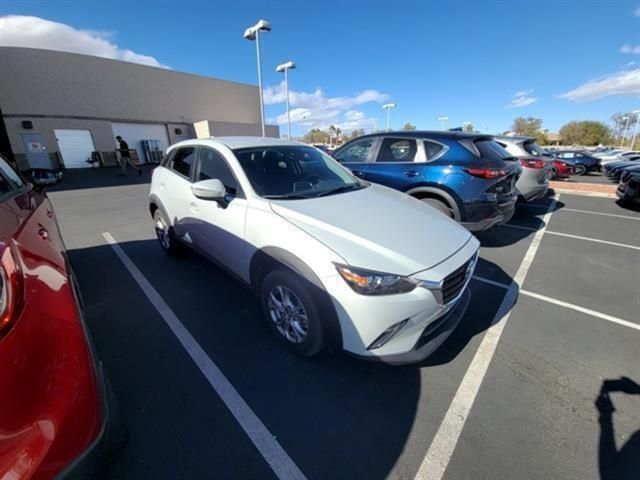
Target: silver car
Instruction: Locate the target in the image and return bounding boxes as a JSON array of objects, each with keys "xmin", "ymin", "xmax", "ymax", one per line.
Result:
[{"xmin": 493, "ymin": 136, "xmax": 552, "ymax": 202}]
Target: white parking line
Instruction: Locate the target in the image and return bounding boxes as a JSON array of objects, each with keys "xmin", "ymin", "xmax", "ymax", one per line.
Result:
[
  {"xmin": 102, "ymin": 232, "xmax": 307, "ymax": 480},
  {"xmin": 473, "ymin": 275, "xmax": 640, "ymax": 332},
  {"xmin": 502, "ymin": 224, "xmax": 640, "ymax": 251},
  {"xmin": 415, "ymin": 196, "xmax": 558, "ymax": 480},
  {"xmin": 562, "ymin": 208, "xmax": 640, "ymax": 221}
]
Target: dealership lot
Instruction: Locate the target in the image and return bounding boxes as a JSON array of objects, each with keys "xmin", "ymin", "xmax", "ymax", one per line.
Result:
[{"xmin": 49, "ymin": 170, "xmax": 639, "ymax": 480}]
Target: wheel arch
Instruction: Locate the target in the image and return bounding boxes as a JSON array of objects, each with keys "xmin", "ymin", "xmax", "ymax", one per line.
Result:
[
  {"xmin": 250, "ymin": 247, "xmax": 343, "ymax": 350},
  {"xmin": 404, "ymin": 185, "xmax": 462, "ymax": 221},
  {"xmin": 149, "ymin": 194, "xmax": 172, "ymax": 226}
]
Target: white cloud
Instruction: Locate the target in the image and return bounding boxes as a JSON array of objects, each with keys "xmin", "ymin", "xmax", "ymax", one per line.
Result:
[
  {"xmin": 635, "ymin": 6, "xmax": 640, "ymax": 16},
  {"xmin": 620, "ymin": 44, "xmax": 640, "ymax": 54},
  {"xmin": 264, "ymin": 82, "xmax": 388, "ymax": 132},
  {"xmin": 557, "ymin": 69, "xmax": 640, "ymax": 101},
  {"xmin": 506, "ymin": 90, "xmax": 537, "ymax": 108},
  {"xmin": 0, "ymin": 15, "xmax": 168, "ymax": 68},
  {"xmin": 627, "ymin": 61, "xmax": 637, "ymax": 67}
]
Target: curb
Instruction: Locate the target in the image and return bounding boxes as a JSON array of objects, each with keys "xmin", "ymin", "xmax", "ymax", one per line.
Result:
[{"xmin": 550, "ymin": 188, "xmax": 617, "ymax": 199}]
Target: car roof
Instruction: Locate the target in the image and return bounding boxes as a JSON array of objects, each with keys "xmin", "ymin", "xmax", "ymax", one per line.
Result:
[
  {"xmin": 168, "ymin": 136, "xmax": 306, "ymax": 151},
  {"xmin": 492, "ymin": 135, "xmax": 533, "ymax": 143},
  {"xmin": 342, "ymin": 130, "xmax": 493, "ymax": 143}
]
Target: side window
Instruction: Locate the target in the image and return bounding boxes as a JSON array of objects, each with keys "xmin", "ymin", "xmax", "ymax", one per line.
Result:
[
  {"xmin": 376, "ymin": 138, "xmax": 417, "ymax": 162},
  {"xmin": 559, "ymin": 152, "xmax": 575, "ymax": 159},
  {"xmin": 334, "ymin": 139, "xmax": 374, "ymax": 163},
  {"xmin": 0, "ymin": 156, "xmax": 25, "ymax": 199},
  {"xmin": 198, "ymin": 148, "xmax": 241, "ymax": 196},
  {"xmin": 424, "ymin": 141, "xmax": 445, "ymax": 160},
  {"xmin": 171, "ymin": 147, "xmax": 197, "ymax": 178}
]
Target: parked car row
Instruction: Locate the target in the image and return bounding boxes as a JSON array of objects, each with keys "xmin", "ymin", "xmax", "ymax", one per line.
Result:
[{"xmin": 603, "ymin": 154, "xmax": 640, "ymax": 205}]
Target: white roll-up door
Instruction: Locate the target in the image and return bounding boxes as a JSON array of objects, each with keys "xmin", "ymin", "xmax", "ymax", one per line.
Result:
[
  {"xmin": 111, "ymin": 123, "xmax": 170, "ymax": 164},
  {"xmin": 54, "ymin": 129, "xmax": 96, "ymax": 168}
]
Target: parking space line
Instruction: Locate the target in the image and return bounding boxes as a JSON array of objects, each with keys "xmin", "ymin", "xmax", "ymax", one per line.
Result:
[
  {"xmin": 502, "ymin": 224, "xmax": 640, "ymax": 251},
  {"xmin": 561, "ymin": 208, "xmax": 640, "ymax": 221},
  {"xmin": 473, "ymin": 275, "xmax": 640, "ymax": 332},
  {"xmin": 415, "ymin": 195, "xmax": 558, "ymax": 480},
  {"xmin": 102, "ymin": 232, "xmax": 307, "ymax": 480}
]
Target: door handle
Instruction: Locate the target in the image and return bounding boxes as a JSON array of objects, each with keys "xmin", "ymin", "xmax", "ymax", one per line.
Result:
[
  {"xmin": 352, "ymin": 170, "xmax": 364, "ymax": 176},
  {"xmin": 159, "ymin": 182, "xmax": 166, "ymax": 190},
  {"xmin": 190, "ymin": 201, "xmax": 198, "ymax": 212},
  {"xmin": 404, "ymin": 170, "xmax": 420, "ymax": 177}
]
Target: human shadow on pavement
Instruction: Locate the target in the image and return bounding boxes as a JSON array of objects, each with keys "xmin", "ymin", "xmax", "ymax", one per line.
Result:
[
  {"xmin": 596, "ymin": 377, "xmax": 640, "ymax": 480},
  {"xmin": 49, "ymin": 165, "xmax": 155, "ymax": 192}
]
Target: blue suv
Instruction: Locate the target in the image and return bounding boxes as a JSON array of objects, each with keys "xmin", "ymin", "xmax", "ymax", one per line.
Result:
[{"xmin": 332, "ymin": 131, "xmax": 521, "ymax": 231}]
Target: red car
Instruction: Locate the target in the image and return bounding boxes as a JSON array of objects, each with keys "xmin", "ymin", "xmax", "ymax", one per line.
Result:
[
  {"xmin": 0, "ymin": 158, "xmax": 121, "ymax": 479},
  {"xmin": 549, "ymin": 158, "xmax": 572, "ymax": 179}
]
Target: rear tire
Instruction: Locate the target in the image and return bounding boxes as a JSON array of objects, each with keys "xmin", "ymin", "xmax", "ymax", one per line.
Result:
[
  {"xmin": 261, "ymin": 269, "xmax": 325, "ymax": 356},
  {"xmin": 420, "ymin": 198, "xmax": 454, "ymax": 218},
  {"xmin": 572, "ymin": 164, "xmax": 587, "ymax": 176},
  {"xmin": 153, "ymin": 209, "xmax": 182, "ymax": 256}
]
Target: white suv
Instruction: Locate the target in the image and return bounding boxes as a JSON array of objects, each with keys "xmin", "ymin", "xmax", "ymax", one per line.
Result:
[{"xmin": 149, "ymin": 137, "xmax": 479, "ymax": 364}]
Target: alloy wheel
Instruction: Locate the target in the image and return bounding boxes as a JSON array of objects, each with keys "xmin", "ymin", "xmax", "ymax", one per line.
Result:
[
  {"xmin": 573, "ymin": 164, "xmax": 587, "ymax": 175},
  {"xmin": 155, "ymin": 214, "xmax": 171, "ymax": 250},
  {"xmin": 267, "ymin": 285, "xmax": 309, "ymax": 343}
]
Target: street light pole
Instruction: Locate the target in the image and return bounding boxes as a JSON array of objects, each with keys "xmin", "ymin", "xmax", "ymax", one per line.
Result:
[
  {"xmin": 620, "ymin": 116, "xmax": 630, "ymax": 147},
  {"xmin": 276, "ymin": 61, "xmax": 296, "ymax": 140},
  {"xmin": 382, "ymin": 103, "xmax": 396, "ymax": 131},
  {"xmin": 244, "ymin": 19, "xmax": 271, "ymax": 137},
  {"xmin": 630, "ymin": 110, "xmax": 640, "ymax": 150},
  {"xmin": 438, "ymin": 115, "xmax": 449, "ymax": 130}
]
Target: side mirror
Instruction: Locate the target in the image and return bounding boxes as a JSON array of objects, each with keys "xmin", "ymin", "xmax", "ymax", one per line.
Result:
[
  {"xmin": 29, "ymin": 169, "xmax": 63, "ymax": 187},
  {"xmin": 191, "ymin": 179, "xmax": 228, "ymax": 205}
]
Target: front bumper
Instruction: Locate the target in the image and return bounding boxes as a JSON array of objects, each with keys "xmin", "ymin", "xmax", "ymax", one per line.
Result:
[{"xmin": 617, "ymin": 181, "xmax": 640, "ymax": 204}]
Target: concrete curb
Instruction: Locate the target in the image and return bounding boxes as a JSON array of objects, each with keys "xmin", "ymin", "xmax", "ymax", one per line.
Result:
[{"xmin": 550, "ymin": 188, "xmax": 617, "ymax": 199}]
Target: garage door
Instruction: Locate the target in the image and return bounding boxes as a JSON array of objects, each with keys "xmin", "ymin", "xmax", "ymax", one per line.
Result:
[
  {"xmin": 54, "ymin": 129, "xmax": 96, "ymax": 168},
  {"xmin": 111, "ymin": 123, "xmax": 170, "ymax": 164}
]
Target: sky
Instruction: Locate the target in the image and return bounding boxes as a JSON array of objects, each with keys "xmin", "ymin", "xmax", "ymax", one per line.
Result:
[{"xmin": 1, "ymin": 0, "xmax": 639, "ymax": 135}]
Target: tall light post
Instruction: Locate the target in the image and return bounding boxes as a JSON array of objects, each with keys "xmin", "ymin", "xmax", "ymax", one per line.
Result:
[
  {"xmin": 462, "ymin": 121, "xmax": 472, "ymax": 132},
  {"xmin": 276, "ymin": 61, "xmax": 296, "ymax": 140},
  {"xmin": 244, "ymin": 19, "xmax": 271, "ymax": 137},
  {"xmin": 620, "ymin": 116, "xmax": 630, "ymax": 147},
  {"xmin": 438, "ymin": 115, "xmax": 449, "ymax": 130},
  {"xmin": 630, "ymin": 110, "xmax": 640, "ymax": 149},
  {"xmin": 382, "ymin": 103, "xmax": 396, "ymax": 131}
]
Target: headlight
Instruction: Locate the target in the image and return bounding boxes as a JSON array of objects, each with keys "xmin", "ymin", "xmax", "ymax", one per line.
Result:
[{"xmin": 335, "ymin": 264, "xmax": 419, "ymax": 295}]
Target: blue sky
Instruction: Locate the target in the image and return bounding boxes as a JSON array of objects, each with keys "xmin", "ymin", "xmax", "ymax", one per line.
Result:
[{"xmin": 1, "ymin": 0, "xmax": 639, "ymax": 134}]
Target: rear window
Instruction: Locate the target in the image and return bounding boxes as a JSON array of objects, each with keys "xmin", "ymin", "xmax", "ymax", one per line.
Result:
[
  {"xmin": 522, "ymin": 141, "xmax": 546, "ymax": 157},
  {"xmin": 475, "ymin": 140, "xmax": 513, "ymax": 161},
  {"xmin": 424, "ymin": 141, "xmax": 445, "ymax": 160}
]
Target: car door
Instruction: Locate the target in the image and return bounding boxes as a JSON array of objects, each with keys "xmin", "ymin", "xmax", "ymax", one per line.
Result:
[
  {"xmin": 364, "ymin": 137, "xmax": 423, "ymax": 189},
  {"xmin": 190, "ymin": 146, "xmax": 250, "ymax": 278},
  {"xmin": 332, "ymin": 137, "xmax": 378, "ymax": 179},
  {"xmin": 159, "ymin": 146, "xmax": 198, "ymax": 242}
]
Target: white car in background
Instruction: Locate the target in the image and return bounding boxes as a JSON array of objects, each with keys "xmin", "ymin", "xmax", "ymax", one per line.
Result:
[{"xmin": 148, "ymin": 137, "xmax": 479, "ymax": 364}]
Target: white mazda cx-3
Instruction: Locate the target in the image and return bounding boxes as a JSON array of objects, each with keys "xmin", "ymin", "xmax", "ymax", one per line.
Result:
[{"xmin": 149, "ymin": 137, "xmax": 479, "ymax": 364}]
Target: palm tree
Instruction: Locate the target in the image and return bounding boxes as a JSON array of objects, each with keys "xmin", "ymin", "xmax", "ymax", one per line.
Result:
[{"xmin": 328, "ymin": 125, "xmax": 337, "ymax": 146}]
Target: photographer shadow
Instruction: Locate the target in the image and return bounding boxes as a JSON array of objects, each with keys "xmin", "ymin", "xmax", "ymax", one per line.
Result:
[{"xmin": 596, "ymin": 377, "xmax": 640, "ymax": 480}]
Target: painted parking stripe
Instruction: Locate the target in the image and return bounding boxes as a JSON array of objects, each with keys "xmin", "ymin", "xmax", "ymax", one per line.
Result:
[
  {"xmin": 415, "ymin": 196, "xmax": 559, "ymax": 480},
  {"xmin": 561, "ymin": 208, "xmax": 640, "ymax": 221},
  {"xmin": 502, "ymin": 224, "xmax": 640, "ymax": 251},
  {"xmin": 102, "ymin": 232, "xmax": 307, "ymax": 480},
  {"xmin": 473, "ymin": 276, "xmax": 640, "ymax": 332}
]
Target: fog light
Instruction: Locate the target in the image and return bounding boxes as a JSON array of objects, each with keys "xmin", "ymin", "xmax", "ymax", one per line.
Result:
[{"xmin": 367, "ymin": 319, "xmax": 409, "ymax": 350}]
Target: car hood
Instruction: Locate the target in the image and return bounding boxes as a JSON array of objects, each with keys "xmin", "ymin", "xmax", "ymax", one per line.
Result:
[{"xmin": 269, "ymin": 184, "xmax": 473, "ymax": 276}]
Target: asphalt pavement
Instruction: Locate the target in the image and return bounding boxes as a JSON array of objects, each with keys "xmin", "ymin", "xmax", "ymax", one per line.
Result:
[{"xmin": 49, "ymin": 167, "xmax": 639, "ymax": 480}]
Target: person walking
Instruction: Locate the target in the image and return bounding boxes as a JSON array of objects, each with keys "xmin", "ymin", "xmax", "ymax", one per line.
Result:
[{"xmin": 116, "ymin": 136, "xmax": 142, "ymax": 176}]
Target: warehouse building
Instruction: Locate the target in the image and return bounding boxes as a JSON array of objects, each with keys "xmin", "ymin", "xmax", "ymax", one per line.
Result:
[{"xmin": 0, "ymin": 47, "xmax": 279, "ymax": 170}]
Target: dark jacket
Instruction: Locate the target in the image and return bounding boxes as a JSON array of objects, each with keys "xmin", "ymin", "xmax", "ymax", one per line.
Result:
[{"xmin": 118, "ymin": 140, "xmax": 130, "ymax": 158}]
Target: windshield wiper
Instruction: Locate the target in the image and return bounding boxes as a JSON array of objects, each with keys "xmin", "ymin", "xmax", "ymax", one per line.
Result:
[
  {"xmin": 263, "ymin": 193, "xmax": 311, "ymax": 200},
  {"xmin": 315, "ymin": 183, "xmax": 362, "ymax": 197}
]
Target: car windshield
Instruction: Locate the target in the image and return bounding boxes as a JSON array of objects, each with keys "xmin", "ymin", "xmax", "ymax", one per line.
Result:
[
  {"xmin": 234, "ymin": 145, "xmax": 364, "ymax": 199},
  {"xmin": 522, "ymin": 141, "xmax": 546, "ymax": 157}
]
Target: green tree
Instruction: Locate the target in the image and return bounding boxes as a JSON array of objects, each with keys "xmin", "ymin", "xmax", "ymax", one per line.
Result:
[
  {"xmin": 402, "ymin": 123, "xmax": 416, "ymax": 131},
  {"xmin": 559, "ymin": 121, "xmax": 613, "ymax": 146},
  {"xmin": 511, "ymin": 117, "xmax": 543, "ymax": 137},
  {"xmin": 302, "ymin": 128, "xmax": 329, "ymax": 144}
]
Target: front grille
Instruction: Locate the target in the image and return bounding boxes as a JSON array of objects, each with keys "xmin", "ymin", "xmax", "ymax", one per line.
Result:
[{"xmin": 442, "ymin": 258, "xmax": 472, "ymax": 304}]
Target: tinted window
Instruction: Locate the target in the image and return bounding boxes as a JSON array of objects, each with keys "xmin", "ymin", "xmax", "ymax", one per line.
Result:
[
  {"xmin": 558, "ymin": 152, "xmax": 575, "ymax": 159},
  {"xmin": 522, "ymin": 141, "xmax": 547, "ymax": 157},
  {"xmin": 234, "ymin": 146, "xmax": 362, "ymax": 198},
  {"xmin": 334, "ymin": 139, "xmax": 374, "ymax": 163},
  {"xmin": 475, "ymin": 140, "xmax": 513, "ymax": 160},
  {"xmin": 424, "ymin": 141, "xmax": 444, "ymax": 160},
  {"xmin": 198, "ymin": 148, "xmax": 240, "ymax": 195},
  {"xmin": 171, "ymin": 147, "xmax": 196, "ymax": 178},
  {"xmin": 377, "ymin": 138, "xmax": 417, "ymax": 162}
]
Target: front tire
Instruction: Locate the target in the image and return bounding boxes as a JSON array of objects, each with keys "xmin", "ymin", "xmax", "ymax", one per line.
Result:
[
  {"xmin": 261, "ymin": 269, "xmax": 325, "ymax": 356},
  {"xmin": 153, "ymin": 209, "xmax": 182, "ymax": 256}
]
